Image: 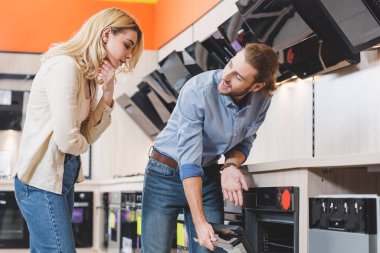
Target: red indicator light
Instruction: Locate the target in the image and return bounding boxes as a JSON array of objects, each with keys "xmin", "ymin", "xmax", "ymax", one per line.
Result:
[
  {"xmin": 286, "ymin": 48, "xmax": 294, "ymax": 64},
  {"xmin": 281, "ymin": 189, "xmax": 291, "ymax": 210}
]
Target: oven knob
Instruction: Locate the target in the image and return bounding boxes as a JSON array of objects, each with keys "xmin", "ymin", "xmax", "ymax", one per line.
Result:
[
  {"xmin": 330, "ymin": 202, "xmax": 334, "ymax": 211},
  {"xmin": 344, "ymin": 202, "xmax": 349, "ymax": 213}
]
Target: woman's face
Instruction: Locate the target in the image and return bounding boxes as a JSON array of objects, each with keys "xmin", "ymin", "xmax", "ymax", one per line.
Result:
[{"xmin": 103, "ymin": 28, "xmax": 138, "ymax": 69}]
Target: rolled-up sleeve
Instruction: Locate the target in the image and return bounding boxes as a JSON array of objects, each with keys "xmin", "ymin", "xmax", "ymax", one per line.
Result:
[
  {"xmin": 233, "ymin": 139, "xmax": 255, "ymax": 160},
  {"xmin": 44, "ymin": 58, "xmax": 89, "ymax": 155},
  {"xmin": 176, "ymin": 82, "xmax": 205, "ymax": 180},
  {"xmin": 80, "ymin": 97, "xmax": 113, "ymax": 144}
]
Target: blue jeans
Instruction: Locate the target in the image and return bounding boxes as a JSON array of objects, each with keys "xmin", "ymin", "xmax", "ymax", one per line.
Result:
[
  {"xmin": 14, "ymin": 154, "xmax": 80, "ymax": 253},
  {"xmin": 141, "ymin": 157, "xmax": 224, "ymax": 253}
]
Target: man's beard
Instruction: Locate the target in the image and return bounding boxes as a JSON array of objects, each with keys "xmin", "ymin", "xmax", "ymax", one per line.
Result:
[{"xmin": 221, "ymin": 82, "xmax": 255, "ymax": 98}]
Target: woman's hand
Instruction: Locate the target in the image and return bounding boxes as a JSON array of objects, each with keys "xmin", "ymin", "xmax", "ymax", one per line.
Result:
[{"xmin": 98, "ymin": 60, "xmax": 115, "ymax": 106}]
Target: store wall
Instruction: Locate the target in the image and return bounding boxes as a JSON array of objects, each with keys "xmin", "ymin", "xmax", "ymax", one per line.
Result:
[
  {"xmin": 314, "ymin": 50, "xmax": 380, "ymax": 157},
  {"xmin": 91, "ymin": 50, "xmax": 159, "ymax": 179}
]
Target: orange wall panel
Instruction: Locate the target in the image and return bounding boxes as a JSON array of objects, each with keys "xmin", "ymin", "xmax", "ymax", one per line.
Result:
[
  {"xmin": 0, "ymin": 0, "xmax": 155, "ymax": 53},
  {"xmin": 154, "ymin": 0, "xmax": 220, "ymax": 49},
  {"xmin": 0, "ymin": 0, "xmax": 220, "ymax": 52}
]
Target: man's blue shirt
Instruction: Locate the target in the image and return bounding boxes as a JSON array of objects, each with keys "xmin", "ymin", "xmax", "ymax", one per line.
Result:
[{"xmin": 154, "ymin": 69, "xmax": 271, "ymax": 180}]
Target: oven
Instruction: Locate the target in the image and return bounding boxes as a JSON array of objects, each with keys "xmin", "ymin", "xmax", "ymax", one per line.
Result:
[
  {"xmin": 177, "ymin": 212, "xmax": 189, "ymax": 252},
  {"xmin": 120, "ymin": 191, "xmax": 138, "ymax": 253},
  {"xmin": 0, "ymin": 191, "xmax": 29, "ymax": 248},
  {"xmin": 72, "ymin": 191, "xmax": 93, "ymax": 248},
  {"xmin": 135, "ymin": 191, "xmax": 143, "ymax": 252},
  {"xmin": 243, "ymin": 187, "xmax": 299, "ymax": 253},
  {"xmin": 102, "ymin": 192, "xmax": 110, "ymax": 249},
  {"xmin": 309, "ymin": 195, "xmax": 380, "ymax": 253},
  {"xmin": 224, "ymin": 199, "xmax": 244, "ymax": 227},
  {"xmin": 108, "ymin": 192, "xmax": 122, "ymax": 253}
]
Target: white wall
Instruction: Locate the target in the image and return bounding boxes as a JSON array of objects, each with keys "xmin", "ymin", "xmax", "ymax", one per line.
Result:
[
  {"xmin": 247, "ymin": 78, "xmax": 313, "ymax": 164},
  {"xmin": 91, "ymin": 50, "xmax": 159, "ymax": 179},
  {"xmin": 314, "ymin": 50, "xmax": 380, "ymax": 156}
]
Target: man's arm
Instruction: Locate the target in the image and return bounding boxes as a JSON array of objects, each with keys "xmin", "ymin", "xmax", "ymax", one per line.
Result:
[
  {"xmin": 183, "ymin": 177, "xmax": 216, "ymax": 251},
  {"xmin": 221, "ymin": 149, "xmax": 249, "ymax": 206},
  {"xmin": 175, "ymin": 78, "xmax": 217, "ymax": 250}
]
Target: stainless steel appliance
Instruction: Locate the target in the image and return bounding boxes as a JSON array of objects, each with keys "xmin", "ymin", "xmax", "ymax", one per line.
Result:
[
  {"xmin": 224, "ymin": 199, "xmax": 244, "ymax": 228},
  {"xmin": 309, "ymin": 195, "xmax": 380, "ymax": 253},
  {"xmin": 177, "ymin": 212, "xmax": 189, "ymax": 253},
  {"xmin": 72, "ymin": 191, "xmax": 93, "ymax": 248},
  {"xmin": 120, "ymin": 191, "xmax": 140, "ymax": 253},
  {"xmin": 0, "ymin": 191, "xmax": 29, "ymax": 248},
  {"xmin": 208, "ymin": 224, "xmax": 254, "ymax": 253},
  {"xmin": 102, "ymin": 192, "xmax": 110, "ymax": 249},
  {"xmin": 243, "ymin": 187, "xmax": 299, "ymax": 253}
]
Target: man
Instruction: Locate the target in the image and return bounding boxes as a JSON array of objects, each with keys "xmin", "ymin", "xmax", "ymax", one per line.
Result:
[{"xmin": 141, "ymin": 43, "xmax": 279, "ymax": 253}]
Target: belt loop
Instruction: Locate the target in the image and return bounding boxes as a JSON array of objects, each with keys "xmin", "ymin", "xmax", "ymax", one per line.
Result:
[{"xmin": 148, "ymin": 146, "xmax": 153, "ymax": 157}]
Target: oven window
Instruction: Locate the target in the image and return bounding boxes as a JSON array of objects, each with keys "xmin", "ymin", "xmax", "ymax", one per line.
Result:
[
  {"xmin": 257, "ymin": 221, "xmax": 294, "ymax": 253},
  {"xmin": 0, "ymin": 209, "xmax": 25, "ymax": 240}
]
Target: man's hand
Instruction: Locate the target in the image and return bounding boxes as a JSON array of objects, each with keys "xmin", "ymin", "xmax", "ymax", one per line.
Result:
[
  {"xmin": 195, "ymin": 222, "xmax": 217, "ymax": 251},
  {"xmin": 221, "ymin": 165, "xmax": 248, "ymax": 206}
]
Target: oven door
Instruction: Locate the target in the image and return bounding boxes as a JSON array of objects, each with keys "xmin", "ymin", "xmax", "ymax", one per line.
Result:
[
  {"xmin": 72, "ymin": 191, "xmax": 93, "ymax": 248},
  {"xmin": 120, "ymin": 207, "xmax": 137, "ymax": 253},
  {"xmin": 245, "ymin": 210, "xmax": 297, "ymax": 253},
  {"xmin": 0, "ymin": 191, "xmax": 29, "ymax": 248}
]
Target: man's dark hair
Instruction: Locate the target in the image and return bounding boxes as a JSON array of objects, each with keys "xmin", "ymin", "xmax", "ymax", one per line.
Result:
[{"xmin": 244, "ymin": 43, "xmax": 279, "ymax": 96}]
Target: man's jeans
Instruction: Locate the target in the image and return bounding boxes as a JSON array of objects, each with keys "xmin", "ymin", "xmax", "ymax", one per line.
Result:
[
  {"xmin": 14, "ymin": 154, "xmax": 80, "ymax": 253},
  {"xmin": 141, "ymin": 157, "xmax": 224, "ymax": 253}
]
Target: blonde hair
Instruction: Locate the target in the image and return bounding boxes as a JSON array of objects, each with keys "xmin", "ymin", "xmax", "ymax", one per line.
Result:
[{"xmin": 42, "ymin": 8, "xmax": 143, "ymax": 80}]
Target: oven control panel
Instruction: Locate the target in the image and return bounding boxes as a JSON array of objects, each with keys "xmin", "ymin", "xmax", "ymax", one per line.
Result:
[{"xmin": 243, "ymin": 186, "xmax": 299, "ymax": 212}]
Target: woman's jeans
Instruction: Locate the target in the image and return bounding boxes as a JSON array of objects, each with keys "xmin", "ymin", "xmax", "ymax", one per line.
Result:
[
  {"xmin": 14, "ymin": 154, "xmax": 80, "ymax": 253},
  {"xmin": 141, "ymin": 157, "xmax": 224, "ymax": 253}
]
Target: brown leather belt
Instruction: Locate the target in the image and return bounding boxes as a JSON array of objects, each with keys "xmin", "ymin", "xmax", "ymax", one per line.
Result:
[{"xmin": 150, "ymin": 149, "xmax": 178, "ymax": 169}]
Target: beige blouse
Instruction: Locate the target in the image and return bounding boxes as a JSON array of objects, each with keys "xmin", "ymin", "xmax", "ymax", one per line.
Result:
[{"xmin": 12, "ymin": 55, "xmax": 113, "ymax": 194}]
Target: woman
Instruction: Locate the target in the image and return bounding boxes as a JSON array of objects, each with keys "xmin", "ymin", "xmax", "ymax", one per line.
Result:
[{"xmin": 12, "ymin": 8, "xmax": 143, "ymax": 252}]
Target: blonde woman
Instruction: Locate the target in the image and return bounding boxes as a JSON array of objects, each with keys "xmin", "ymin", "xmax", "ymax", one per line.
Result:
[{"xmin": 13, "ymin": 8, "xmax": 143, "ymax": 252}]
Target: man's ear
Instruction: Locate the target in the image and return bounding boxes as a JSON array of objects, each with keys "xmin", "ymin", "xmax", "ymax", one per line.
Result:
[
  {"xmin": 101, "ymin": 27, "xmax": 111, "ymax": 44},
  {"xmin": 251, "ymin": 82, "xmax": 265, "ymax": 92}
]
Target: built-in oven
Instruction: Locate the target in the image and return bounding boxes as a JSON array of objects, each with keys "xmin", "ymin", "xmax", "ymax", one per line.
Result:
[
  {"xmin": 224, "ymin": 199, "xmax": 245, "ymax": 228},
  {"xmin": 108, "ymin": 191, "xmax": 122, "ymax": 253},
  {"xmin": 243, "ymin": 187, "xmax": 299, "ymax": 253},
  {"xmin": 72, "ymin": 191, "xmax": 93, "ymax": 248},
  {"xmin": 309, "ymin": 195, "xmax": 380, "ymax": 253},
  {"xmin": 177, "ymin": 212, "xmax": 189, "ymax": 253},
  {"xmin": 102, "ymin": 192, "xmax": 110, "ymax": 249},
  {"xmin": 120, "ymin": 191, "xmax": 138, "ymax": 253},
  {"xmin": 134, "ymin": 191, "xmax": 143, "ymax": 252},
  {"xmin": 0, "ymin": 191, "xmax": 29, "ymax": 248}
]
